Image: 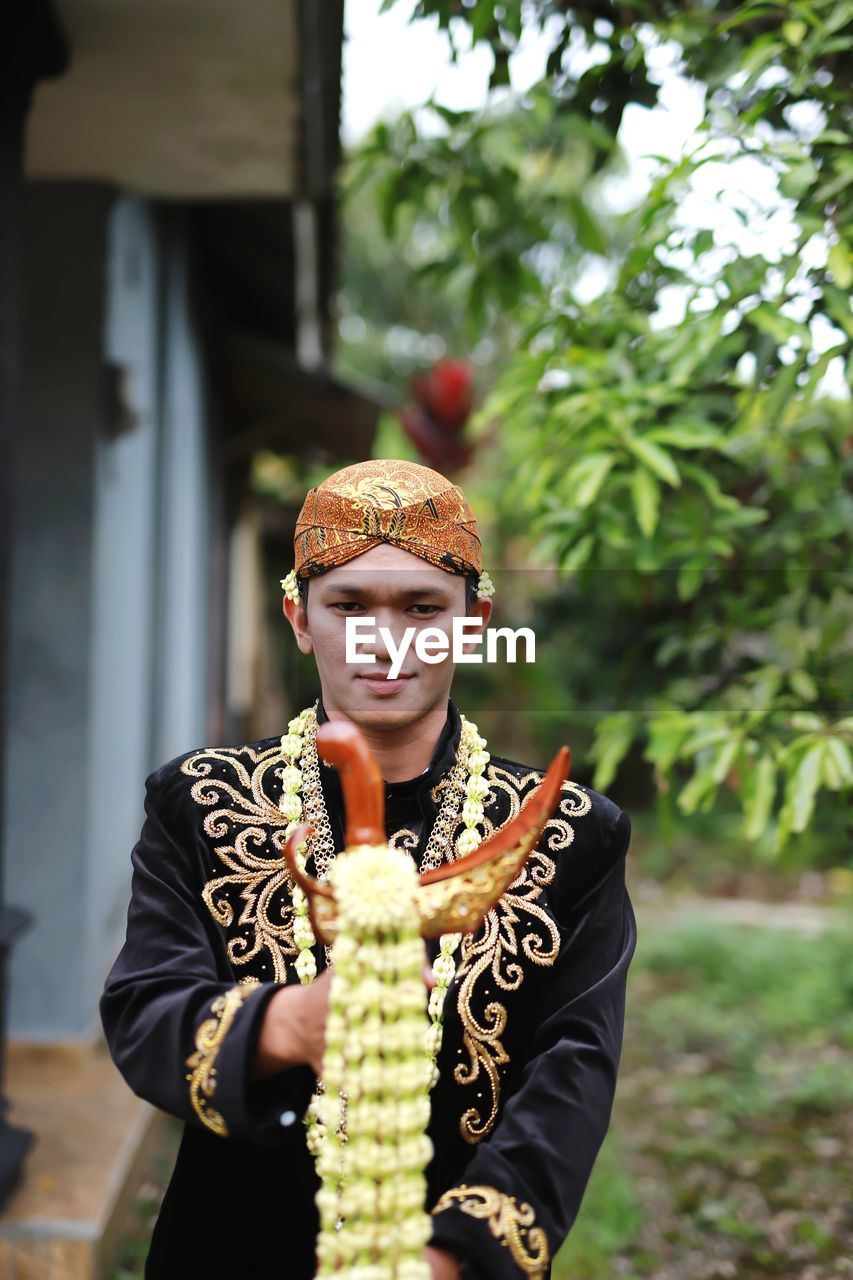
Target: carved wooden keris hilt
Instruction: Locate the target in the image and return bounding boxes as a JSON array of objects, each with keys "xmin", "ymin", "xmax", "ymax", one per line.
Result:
[{"xmin": 283, "ymin": 721, "xmax": 571, "ymax": 942}]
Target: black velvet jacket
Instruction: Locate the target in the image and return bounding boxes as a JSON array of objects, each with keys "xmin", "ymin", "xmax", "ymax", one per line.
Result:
[{"xmin": 100, "ymin": 697, "xmax": 637, "ymax": 1280}]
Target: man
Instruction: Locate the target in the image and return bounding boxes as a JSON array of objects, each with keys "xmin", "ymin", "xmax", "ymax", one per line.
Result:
[{"xmin": 101, "ymin": 458, "xmax": 638, "ymax": 1280}]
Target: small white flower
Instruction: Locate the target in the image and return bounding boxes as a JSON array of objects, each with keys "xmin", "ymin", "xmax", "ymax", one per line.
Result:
[
  {"xmin": 279, "ymin": 793, "xmax": 303, "ymax": 822},
  {"xmin": 466, "ymin": 774, "xmax": 490, "ymax": 801},
  {"xmin": 462, "ymin": 799, "xmax": 484, "ymax": 826},
  {"xmin": 280, "ymin": 765, "xmax": 302, "ymax": 791},
  {"xmin": 476, "ymin": 570, "xmax": 495, "ymax": 599},
  {"xmin": 456, "ymin": 828, "xmax": 480, "ymax": 857},
  {"xmin": 280, "ymin": 733, "xmax": 303, "ymax": 760},
  {"xmin": 294, "ymin": 918, "xmax": 315, "ymax": 949},
  {"xmin": 281, "ymin": 569, "xmax": 302, "ymax": 603},
  {"xmin": 428, "ymin": 986, "xmax": 447, "ymax": 1021},
  {"xmin": 426, "ymin": 1022, "xmax": 444, "ymax": 1056}
]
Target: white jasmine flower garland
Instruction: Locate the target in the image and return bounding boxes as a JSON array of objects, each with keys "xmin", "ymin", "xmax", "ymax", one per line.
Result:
[
  {"xmin": 278, "ymin": 704, "xmax": 493, "ymax": 1276},
  {"xmin": 316, "ymin": 846, "xmax": 434, "ymax": 1279}
]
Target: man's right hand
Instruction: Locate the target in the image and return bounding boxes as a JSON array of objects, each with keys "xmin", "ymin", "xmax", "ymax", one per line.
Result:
[
  {"xmin": 253, "ymin": 950, "xmax": 436, "ymax": 1080},
  {"xmin": 253, "ymin": 968, "xmax": 333, "ymax": 1079}
]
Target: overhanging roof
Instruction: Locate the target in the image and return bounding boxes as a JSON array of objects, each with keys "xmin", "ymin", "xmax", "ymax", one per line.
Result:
[
  {"xmin": 24, "ymin": 0, "xmax": 303, "ymax": 197},
  {"xmin": 218, "ymin": 333, "xmax": 386, "ymax": 463}
]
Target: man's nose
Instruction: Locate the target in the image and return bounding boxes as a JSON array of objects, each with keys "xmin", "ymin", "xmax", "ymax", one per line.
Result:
[{"xmin": 371, "ymin": 610, "xmax": 410, "ymax": 661}]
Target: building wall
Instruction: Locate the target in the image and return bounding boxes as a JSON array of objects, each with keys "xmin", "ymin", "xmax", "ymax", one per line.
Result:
[{"xmin": 3, "ymin": 186, "xmax": 211, "ymax": 1039}]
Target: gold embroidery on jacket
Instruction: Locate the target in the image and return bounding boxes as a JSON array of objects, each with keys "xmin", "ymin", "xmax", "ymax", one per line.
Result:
[
  {"xmin": 185, "ymin": 984, "xmax": 255, "ymax": 1136},
  {"xmin": 431, "ymin": 1183, "xmax": 549, "ymax": 1278},
  {"xmin": 438, "ymin": 765, "xmax": 592, "ymax": 1144},
  {"xmin": 388, "ymin": 826, "xmax": 419, "ymax": 855},
  {"xmin": 180, "ymin": 745, "xmax": 297, "ymax": 981}
]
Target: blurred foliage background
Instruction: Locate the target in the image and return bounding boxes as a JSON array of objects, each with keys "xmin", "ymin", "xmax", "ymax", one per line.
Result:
[
  {"xmin": 319, "ymin": 0, "xmax": 852, "ymax": 864},
  {"xmin": 119, "ymin": 9, "xmax": 853, "ymax": 1277}
]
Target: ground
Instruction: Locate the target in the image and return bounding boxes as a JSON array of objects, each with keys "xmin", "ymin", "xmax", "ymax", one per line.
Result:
[{"xmin": 554, "ymin": 912, "xmax": 853, "ymax": 1280}]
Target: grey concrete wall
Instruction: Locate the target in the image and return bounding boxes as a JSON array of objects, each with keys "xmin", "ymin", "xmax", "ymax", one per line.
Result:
[
  {"xmin": 82, "ymin": 205, "xmax": 213, "ymax": 1012},
  {"xmin": 79, "ymin": 196, "xmax": 161, "ymax": 1028},
  {"xmin": 3, "ymin": 184, "xmax": 110, "ymax": 1038},
  {"xmin": 5, "ymin": 189, "xmax": 213, "ymax": 1039},
  {"xmin": 151, "ymin": 220, "xmax": 211, "ymax": 768}
]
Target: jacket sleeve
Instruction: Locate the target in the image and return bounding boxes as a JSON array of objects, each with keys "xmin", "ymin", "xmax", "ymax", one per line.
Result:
[
  {"xmin": 428, "ymin": 804, "xmax": 638, "ymax": 1279},
  {"xmin": 99, "ymin": 764, "xmax": 317, "ymax": 1146}
]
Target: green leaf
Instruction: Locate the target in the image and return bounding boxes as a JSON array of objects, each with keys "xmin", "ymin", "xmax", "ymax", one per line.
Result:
[
  {"xmin": 566, "ymin": 452, "xmax": 616, "ymax": 509},
  {"xmin": 822, "ymin": 738, "xmax": 853, "ymax": 789},
  {"xmin": 625, "ymin": 436, "xmax": 681, "ymax": 488},
  {"xmin": 646, "ymin": 713, "xmax": 691, "ymax": 773},
  {"xmin": 560, "ymin": 534, "xmax": 596, "ymax": 573},
  {"xmin": 631, "ymin": 466, "xmax": 660, "ymax": 537},
  {"xmin": 677, "ymin": 561, "xmax": 705, "ymax": 600},
  {"xmin": 567, "ymin": 194, "xmax": 607, "ymax": 255},
  {"xmin": 677, "ymin": 768, "xmax": 718, "ymax": 816},
  {"xmin": 592, "ymin": 712, "xmax": 637, "ymax": 792},
  {"xmin": 749, "ymin": 304, "xmax": 807, "ymax": 346},
  {"xmin": 783, "ymin": 19, "xmax": 807, "ymax": 46},
  {"xmin": 711, "ymin": 736, "xmax": 742, "ymax": 785},
  {"xmin": 788, "ymin": 712, "xmax": 824, "ymax": 732},
  {"xmin": 646, "ymin": 425, "xmax": 728, "ymax": 452},
  {"xmin": 828, "ymin": 240, "xmax": 853, "ymax": 290},
  {"xmin": 742, "ymin": 755, "xmax": 777, "ymax": 841},
  {"xmin": 785, "ymin": 743, "xmax": 825, "ymax": 835},
  {"xmin": 681, "ymin": 463, "xmax": 741, "ymax": 512},
  {"xmin": 789, "ymin": 670, "xmax": 818, "ymax": 701}
]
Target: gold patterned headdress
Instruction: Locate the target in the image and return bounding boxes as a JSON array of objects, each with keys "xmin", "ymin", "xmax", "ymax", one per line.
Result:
[{"xmin": 281, "ymin": 459, "xmax": 494, "ymax": 601}]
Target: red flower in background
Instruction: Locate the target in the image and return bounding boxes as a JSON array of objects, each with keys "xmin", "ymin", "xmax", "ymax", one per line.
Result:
[{"xmin": 399, "ymin": 358, "xmax": 475, "ymax": 472}]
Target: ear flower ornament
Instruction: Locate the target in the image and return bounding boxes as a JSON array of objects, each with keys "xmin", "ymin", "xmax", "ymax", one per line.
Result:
[
  {"xmin": 476, "ymin": 570, "xmax": 495, "ymax": 600},
  {"xmin": 280, "ymin": 568, "xmax": 302, "ymax": 604},
  {"xmin": 282, "ymin": 718, "xmax": 570, "ymax": 1278}
]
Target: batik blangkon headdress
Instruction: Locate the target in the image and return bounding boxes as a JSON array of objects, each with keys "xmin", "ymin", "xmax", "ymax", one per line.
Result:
[{"xmin": 280, "ymin": 458, "xmax": 495, "ymax": 602}]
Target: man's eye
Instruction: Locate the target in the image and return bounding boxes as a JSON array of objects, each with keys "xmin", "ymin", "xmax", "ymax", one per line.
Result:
[
  {"xmin": 409, "ymin": 604, "xmax": 441, "ymax": 616},
  {"xmin": 331, "ymin": 602, "xmax": 363, "ymax": 612}
]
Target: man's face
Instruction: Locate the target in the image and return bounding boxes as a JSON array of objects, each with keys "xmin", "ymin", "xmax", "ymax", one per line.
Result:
[{"xmin": 283, "ymin": 544, "xmax": 491, "ymax": 732}]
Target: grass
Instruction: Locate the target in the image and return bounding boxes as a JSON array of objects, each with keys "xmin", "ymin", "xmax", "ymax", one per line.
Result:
[{"xmin": 554, "ymin": 916, "xmax": 853, "ymax": 1280}]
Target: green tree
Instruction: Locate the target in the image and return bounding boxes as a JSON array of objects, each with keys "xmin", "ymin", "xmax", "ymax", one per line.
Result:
[{"xmin": 343, "ymin": 0, "xmax": 852, "ymax": 853}]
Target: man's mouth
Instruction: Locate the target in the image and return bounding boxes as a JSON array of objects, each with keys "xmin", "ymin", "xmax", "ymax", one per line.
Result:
[{"xmin": 356, "ymin": 671, "xmax": 414, "ymax": 693}]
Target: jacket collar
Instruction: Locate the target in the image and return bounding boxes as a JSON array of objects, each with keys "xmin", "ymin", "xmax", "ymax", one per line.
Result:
[{"xmin": 315, "ymin": 694, "xmax": 463, "ymax": 839}]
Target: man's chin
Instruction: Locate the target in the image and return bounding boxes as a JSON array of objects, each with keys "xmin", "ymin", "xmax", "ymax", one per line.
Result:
[{"xmin": 342, "ymin": 680, "xmax": 429, "ymax": 727}]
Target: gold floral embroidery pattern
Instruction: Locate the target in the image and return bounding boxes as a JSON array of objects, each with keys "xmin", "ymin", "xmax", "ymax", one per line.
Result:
[
  {"xmin": 388, "ymin": 826, "xmax": 420, "ymax": 856},
  {"xmin": 179, "ymin": 744, "xmax": 297, "ymax": 981},
  {"xmin": 438, "ymin": 765, "xmax": 592, "ymax": 1144},
  {"xmin": 431, "ymin": 1184, "xmax": 549, "ymax": 1278},
  {"xmin": 185, "ymin": 984, "xmax": 255, "ymax": 1136}
]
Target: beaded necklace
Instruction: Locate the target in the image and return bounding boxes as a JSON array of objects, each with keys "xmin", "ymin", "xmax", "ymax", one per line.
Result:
[{"xmin": 278, "ymin": 702, "xmax": 489, "ymax": 1085}]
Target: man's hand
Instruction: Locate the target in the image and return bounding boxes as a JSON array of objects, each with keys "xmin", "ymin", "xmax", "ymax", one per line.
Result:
[
  {"xmin": 253, "ymin": 948, "xmax": 436, "ymax": 1079},
  {"xmin": 253, "ymin": 968, "xmax": 332, "ymax": 1078},
  {"xmin": 424, "ymin": 1244, "xmax": 462, "ymax": 1279}
]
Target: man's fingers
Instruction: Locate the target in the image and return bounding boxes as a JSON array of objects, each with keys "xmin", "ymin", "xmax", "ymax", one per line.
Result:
[{"xmin": 423, "ymin": 940, "xmax": 437, "ymax": 988}]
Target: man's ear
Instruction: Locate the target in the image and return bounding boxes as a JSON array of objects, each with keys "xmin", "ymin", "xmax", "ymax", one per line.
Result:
[
  {"xmin": 470, "ymin": 597, "xmax": 492, "ymax": 629},
  {"xmin": 460, "ymin": 597, "xmax": 491, "ymax": 656},
  {"xmin": 283, "ymin": 596, "xmax": 314, "ymax": 655}
]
